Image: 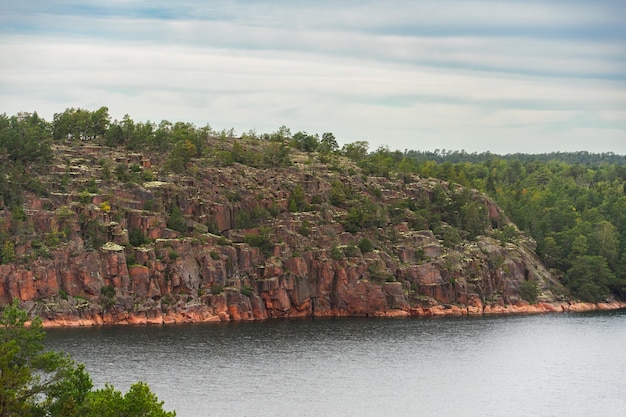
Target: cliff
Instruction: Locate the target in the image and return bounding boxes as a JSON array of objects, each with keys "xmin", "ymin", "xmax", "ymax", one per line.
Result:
[{"xmin": 0, "ymin": 142, "xmax": 621, "ymax": 326}]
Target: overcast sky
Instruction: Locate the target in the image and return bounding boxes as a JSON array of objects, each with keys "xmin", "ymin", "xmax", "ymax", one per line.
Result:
[{"xmin": 1, "ymin": 1, "xmax": 625, "ymax": 154}]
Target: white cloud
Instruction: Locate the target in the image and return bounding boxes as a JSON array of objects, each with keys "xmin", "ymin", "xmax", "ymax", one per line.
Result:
[{"xmin": 0, "ymin": 0, "xmax": 625, "ymax": 154}]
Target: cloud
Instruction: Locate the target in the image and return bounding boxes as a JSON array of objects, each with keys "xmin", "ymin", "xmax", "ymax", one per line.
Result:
[{"xmin": 0, "ymin": 0, "xmax": 625, "ymax": 154}]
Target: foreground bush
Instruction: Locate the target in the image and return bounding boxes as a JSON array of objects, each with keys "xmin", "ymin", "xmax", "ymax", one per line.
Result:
[{"xmin": 0, "ymin": 301, "xmax": 175, "ymax": 417}]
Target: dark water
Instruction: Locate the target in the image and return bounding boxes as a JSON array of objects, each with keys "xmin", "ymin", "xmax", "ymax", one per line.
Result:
[{"xmin": 45, "ymin": 311, "xmax": 626, "ymax": 417}]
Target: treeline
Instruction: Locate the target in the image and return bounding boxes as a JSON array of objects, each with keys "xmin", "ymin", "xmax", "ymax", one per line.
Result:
[
  {"xmin": 352, "ymin": 146, "xmax": 626, "ymax": 302},
  {"xmin": 406, "ymin": 149, "xmax": 626, "ymax": 166}
]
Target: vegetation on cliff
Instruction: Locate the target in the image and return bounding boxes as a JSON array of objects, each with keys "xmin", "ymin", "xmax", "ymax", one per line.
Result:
[
  {"xmin": 0, "ymin": 107, "xmax": 623, "ymax": 324},
  {"xmin": 356, "ymin": 146, "xmax": 626, "ymax": 302},
  {"xmin": 0, "ymin": 302, "xmax": 175, "ymax": 416}
]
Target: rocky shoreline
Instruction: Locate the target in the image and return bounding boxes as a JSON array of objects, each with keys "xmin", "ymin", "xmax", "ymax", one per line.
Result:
[{"xmin": 33, "ymin": 300, "xmax": 626, "ymax": 328}]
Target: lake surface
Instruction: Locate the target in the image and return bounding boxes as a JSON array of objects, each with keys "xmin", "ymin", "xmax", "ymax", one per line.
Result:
[{"xmin": 45, "ymin": 311, "xmax": 626, "ymax": 417}]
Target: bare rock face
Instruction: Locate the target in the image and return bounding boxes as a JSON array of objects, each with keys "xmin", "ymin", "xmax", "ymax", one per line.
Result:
[{"xmin": 0, "ymin": 143, "xmax": 610, "ymax": 326}]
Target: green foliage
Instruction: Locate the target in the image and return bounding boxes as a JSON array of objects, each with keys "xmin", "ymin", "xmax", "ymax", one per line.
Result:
[
  {"xmin": 100, "ymin": 284, "xmax": 116, "ymax": 307},
  {"xmin": 53, "ymin": 106, "xmax": 110, "ymax": 142},
  {"xmin": 330, "ymin": 246, "xmax": 344, "ymax": 260},
  {"xmin": 291, "ymin": 131, "xmax": 319, "ymax": 152},
  {"xmin": 81, "ymin": 218, "xmax": 105, "ymax": 250},
  {"xmin": 341, "ymin": 141, "xmax": 369, "ymax": 162},
  {"xmin": 288, "ymin": 185, "xmax": 309, "ymax": 212},
  {"xmin": 0, "ymin": 302, "xmax": 175, "ymax": 416},
  {"xmin": 519, "ymin": 280, "xmax": 539, "ymax": 303},
  {"xmin": 564, "ymin": 255, "xmax": 615, "ymax": 302},
  {"xmin": 440, "ymin": 226, "xmax": 461, "ymax": 248},
  {"xmin": 165, "ymin": 140, "xmax": 197, "ymax": 173},
  {"xmin": 320, "ymin": 132, "xmax": 338, "ymax": 154},
  {"xmin": 1, "ymin": 241, "xmax": 15, "ymax": 264},
  {"xmin": 128, "ymin": 228, "xmax": 148, "ymax": 247},
  {"xmin": 0, "ymin": 112, "xmax": 53, "ymax": 206},
  {"xmin": 369, "ymin": 264, "xmax": 393, "ymax": 283},
  {"xmin": 329, "ymin": 180, "xmax": 347, "ymax": 206},
  {"xmin": 126, "ymin": 253, "xmax": 137, "ymax": 266},
  {"xmin": 263, "ymin": 142, "xmax": 290, "ymax": 166},
  {"xmin": 495, "ymin": 225, "xmax": 518, "ymax": 244},
  {"xmin": 342, "ymin": 199, "xmax": 385, "ymax": 233},
  {"xmin": 84, "ymin": 382, "xmax": 175, "ymax": 417},
  {"xmin": 210, "ymin": 284, "xmax": 224, "ymax": 295},
  {"xmin": 234, "ymin": 210, "xmax": 252, "ymax": 229},
  {"xmin": 244, "ymin": 227, "xmax": 274, "ymax": 257},
  {"xmin": 343, "ymin": 244, "xmax": 360, "ymax": 258},
  {"xmin": 210, "ymin": 251, "xmax": 220, "ymax": 260},
  {"xmin": 240, "ymin": 285, "xmax": 254, "ymax": 297},
  {"xmin": 298, "ymin": 219, "xmax": 311, "ymax": 237},
  {"xmin": 167, "ymin": 205, "xmax": 186, "ymax": 233},
  {"xmin": 358, "ymin": 238, "xmax": 373, "ymax": 253}
]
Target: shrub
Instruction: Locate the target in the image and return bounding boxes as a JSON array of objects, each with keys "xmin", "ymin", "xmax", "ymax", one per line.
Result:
[
  {"xmin": 100, "ymin": 284, "xmax": 116, "ymax": 307},
  {"xmin": 240, "ymin": 285, "xmax": 254, "ymax": 297},
  {"xmin": 298, "ymin": 219, "xmax": 311, "ymax": 237},
  {"xmin": 358, "ymin": 238, "xmax": 373, "ymax": 253},
  {"xmin": 99, "ymin": 201, "xmax": 111, "ymax": 213},
  {"xmin": 78, "ymin": 190, "xmax": 92, "ymax": 204},
  {"xmin": 520, "ymin": 280, "xmax": 539, "ymax": 303},
  {"xmin": 210, "ymin": 284, "xmax": 224, "ymax": 295},
  {"xmin": 126, "ymin": 253, "xmax": 137, "ymax": 266},
  {"xmin": 244, "ymin": 227, "xmax": 274, "ymax": 257},
  {"xmin": 101, "ymin": 284, "xmax": 115, "ymax": 299},
  {"xmin": 167, "ymin": 205, "xmax": 186, "ymax": 233},
  {"xmin": 330, "ymin": 246, "xmax": 344, "ymax": 260},
  {"xmin": 1, "ymin": 241, "xmax": 15, "ymax": 264},
  {"xmin": 343, "ymin": 244, "xmax": 360, "ymax": 258},
  {"xmin": 128, "ymin": 228, "xmax": 148, "ymax": 247}
]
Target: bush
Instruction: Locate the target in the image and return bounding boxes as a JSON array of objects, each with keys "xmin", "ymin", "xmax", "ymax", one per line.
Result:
[
  {"xmin": 128, "ymin": 228, "xmax": 148, "ymax": 247},
  {"xmin": 167, "ymin": 205, "xmax": 186, "ymax": 233},
  {"xmin": 358, "ymin": 238, "xmax": 373, "ymax": 253},
  {"xmin": 101, "ymin": 284, "xmax": 115, "ymax": 299},
  {"xmin": 519, "ymin": 280, "xmax": 539, "ymax": 303},
  {"xmin": 210, "ymin": 284, "xmax": 224, "ymax": 295},
  {"xmin": 100, "ymin": 284, "xmax": 116, "ymax": 308},
  {"xmin": 330, "ymin": 246, "xmax": 343, "ymax": 261},
  {"xmin": 298, "ymin": 219, "xmax": 311, "ymax": 237},
  {"xmin": 240, "ymin": 285, "xmax": 254, "ymax": 297},
  {"xmin": 244, "ymin": 227, "xmax": 274, "ymax": 257},
  {"xmin": 343, "ymin": 244, "xmax": 360, "ymax": 258}
]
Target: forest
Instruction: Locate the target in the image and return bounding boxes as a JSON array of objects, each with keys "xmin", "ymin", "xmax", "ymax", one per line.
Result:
[{"xmin": 1, "ymin": 107, "xmax": 625, "ymax": 305}]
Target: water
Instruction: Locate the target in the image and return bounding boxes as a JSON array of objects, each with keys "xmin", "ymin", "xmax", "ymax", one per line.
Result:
[{"xmin": 44, "ymin": 311, "xmax": 626, "ymax": 417}]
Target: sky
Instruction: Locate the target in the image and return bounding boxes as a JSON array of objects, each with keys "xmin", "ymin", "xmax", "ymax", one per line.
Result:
[{"xmin": 1, "ymin": 0, "xmax": 625, "ymax": 155}]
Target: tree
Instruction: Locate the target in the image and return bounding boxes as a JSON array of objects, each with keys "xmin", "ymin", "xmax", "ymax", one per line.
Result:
[
  {"xmin": 165, "ymin": 140, "xmax": 197, "ymax": 173},
  {"xmin": 0, "ymin": 301, "xmax": 92, "ymax": 417},
  {"xmin": 291, "ymin": 131, "xmax": 319, "ymax": 152},
  {"xmin": 167, "ymin": 205, "xmax": 186, "ymax": 233},
  {"xmin": 564, "ymin": 255, "xmax": 615, "ymax": 302},
  {"xmin": 0, "ymin": 302, "xmax": 176, "ymax": 417},
  {"xmin": 83, "ymin": 382, "xmax": 175, "ymax": 417},
  {"xmin": 320, "ymin": 132, "xmax": 338, "ymax": 154},
  {"xmin": 341, "ymin": 141, "xmax": 369, "ymax": 162}
]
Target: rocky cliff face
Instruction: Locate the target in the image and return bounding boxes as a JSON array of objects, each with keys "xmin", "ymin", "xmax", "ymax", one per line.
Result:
[{"xmin": 0, "ymin": 143, "xmax": 618, "ymax": 326}]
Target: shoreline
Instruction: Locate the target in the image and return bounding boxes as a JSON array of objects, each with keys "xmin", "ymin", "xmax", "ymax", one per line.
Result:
[{"xmin": 35, "ymin": 300, "xmax": 626, "ymax": 328}]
